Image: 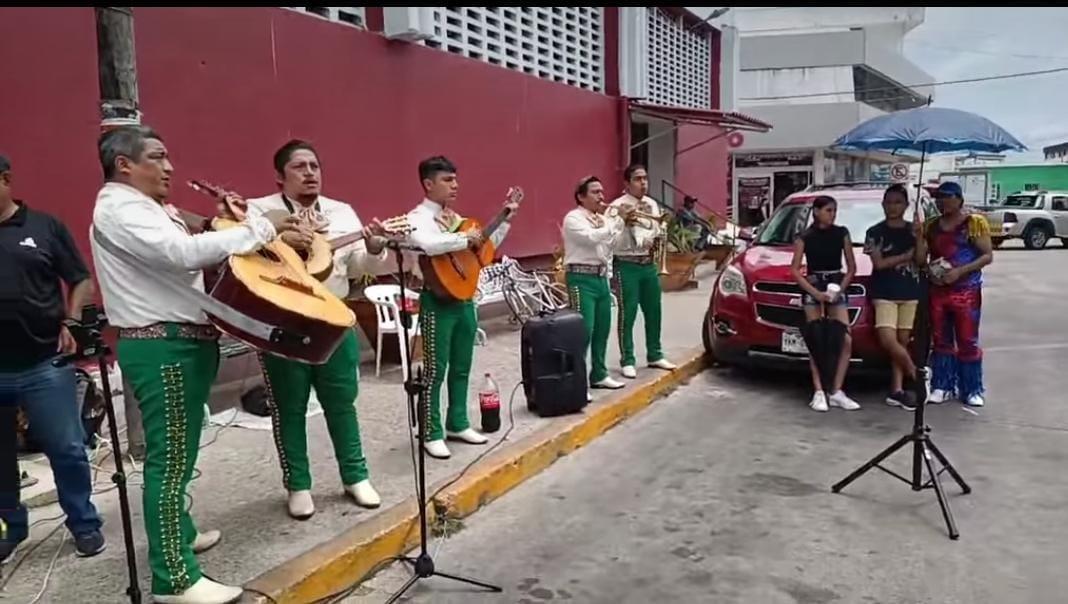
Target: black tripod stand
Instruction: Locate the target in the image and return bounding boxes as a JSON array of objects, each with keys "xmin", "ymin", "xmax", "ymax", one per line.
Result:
[
  {"xmin": 54, "ymin": 305, "xmax": 142, "ymax": 603},
  {"xmin": 383, "ymin": 241, "xmax": 501, "ymax": 604},
  {"xmin": 831, "ymin": 282, "xmax": 971, "ymax": 540}
]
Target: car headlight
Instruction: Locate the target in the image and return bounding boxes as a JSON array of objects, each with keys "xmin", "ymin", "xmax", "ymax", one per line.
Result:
[{"xmin": 718, "ymin": 265, "xmax": 748, "ymax": 299}]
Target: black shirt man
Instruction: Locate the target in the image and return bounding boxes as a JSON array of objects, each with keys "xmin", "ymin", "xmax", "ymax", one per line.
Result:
[{"xmin": 0, "ymin": 154, "xmax": 105, "ymax": 562}]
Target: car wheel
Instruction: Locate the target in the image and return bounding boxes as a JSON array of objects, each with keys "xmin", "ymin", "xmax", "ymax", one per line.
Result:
[
  {"xmin": 991, "ymin": 237, "xmax": 1004, "ymax": 249},
  {"xmin": 1024, "ymin": 224, "xmax": 1051, "ymax": 250}
]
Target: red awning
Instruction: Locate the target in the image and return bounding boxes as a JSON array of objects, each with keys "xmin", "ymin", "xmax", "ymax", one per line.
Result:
[{"xmin": 629, "ymin": 100, "xmax": 773, "ymax": 133}]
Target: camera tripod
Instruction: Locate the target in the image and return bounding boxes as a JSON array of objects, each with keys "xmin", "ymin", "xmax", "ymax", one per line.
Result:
[
  {"xmin": 832, "ymin": 284, "xmax": 971, "ymax": 540},
  {"xmin": 382, "ymin": 241, "xmax": 502, "ymax": 604},
  {"xmin": 55, "ymin": 305, "xmax": 142, "ymax": 603}
]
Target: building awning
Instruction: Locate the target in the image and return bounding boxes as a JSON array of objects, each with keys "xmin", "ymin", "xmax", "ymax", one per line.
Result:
[{"xmin": 629, "ymin": 100, "xmax": 773, "ymax": 133}]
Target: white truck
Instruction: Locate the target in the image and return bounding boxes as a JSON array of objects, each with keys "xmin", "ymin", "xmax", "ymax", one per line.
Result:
[{"xmin": 984, "ymin": 191, "xmax": 1068, "ymax": 249}]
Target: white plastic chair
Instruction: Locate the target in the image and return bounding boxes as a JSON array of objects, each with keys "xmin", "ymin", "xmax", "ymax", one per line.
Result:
[{"xmin": 363, "ymin": 284, "xmax": 421, "ymax": 379}]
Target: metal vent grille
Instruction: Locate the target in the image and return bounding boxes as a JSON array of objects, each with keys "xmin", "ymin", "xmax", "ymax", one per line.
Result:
[
  {"xmin": 287, "ymin": 6, "xmax": 366, "ymax": 29},
  {"xmin": 421, "ymin": 7, "xmax": 604, "ymax": 92},
  {"xmin": 647, "ymin": 7, "xmax": 711, "ymax": 108}
]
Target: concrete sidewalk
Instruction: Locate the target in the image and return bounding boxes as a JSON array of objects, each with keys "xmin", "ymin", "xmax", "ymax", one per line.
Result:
[{"xmin": 0, "ymin": 267, "xmax": 717, "ymax": 603}]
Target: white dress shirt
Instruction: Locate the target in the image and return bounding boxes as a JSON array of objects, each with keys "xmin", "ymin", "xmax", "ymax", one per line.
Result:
[
  {"xmin": 609, "ymin": 192, "xmax": 664, "ymax": 257},
  {"xmin": 90, "ymin": 182, "xmax": 277, "ymax": 328},
  {"xmin": 245, "ymin": 193, "xmax": 390, "ymax": 300},
  {"xmin": 562, "ymin": 206, "xmax": 624, "ymax": 268},
  {"xmin": 405, "ymin": 198, "xmax": 511, "ymax": 256}
]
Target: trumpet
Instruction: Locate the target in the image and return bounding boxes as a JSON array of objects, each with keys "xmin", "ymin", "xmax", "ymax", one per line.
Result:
[
  {"xmin": 654, "ymin": 232, "xmax": 669, "ymax": 275},
  {"xmin": 606, "ymin": 204, "xmax": 670, "ymax": 229}
]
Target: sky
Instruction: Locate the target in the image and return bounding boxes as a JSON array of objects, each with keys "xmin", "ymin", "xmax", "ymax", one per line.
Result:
[{"xmin": 901, "ymin": 7, "xmax": 1068, "ymax": 162}]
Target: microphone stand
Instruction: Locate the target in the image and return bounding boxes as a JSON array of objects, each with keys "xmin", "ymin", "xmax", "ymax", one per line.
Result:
[
  {"xmin": 54, "ymin": 305, "xmax": 141, "ymax": 603},
  {"xmin": 382, "ymin": 240, "xmax": 502, "ymax": 604},
  {"xmin": 831, "ymin": 235, "xmax": 971, "ymax": 540}
]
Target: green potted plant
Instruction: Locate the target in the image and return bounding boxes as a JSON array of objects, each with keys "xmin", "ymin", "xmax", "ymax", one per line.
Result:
[{"xmin": 660, "ymin": 217, "xmax": 703, "ymax": 291}]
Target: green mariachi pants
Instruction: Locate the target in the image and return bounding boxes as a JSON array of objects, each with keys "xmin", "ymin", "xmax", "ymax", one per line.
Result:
[
  {"xmin": 259, "ymin": 329, "xmax": 367, "ymax": 491},
  {"xmin": 419, "ymin": 290, "xmax": 478, "ymax": 441},
  {"xmin": 566, "ymin": 271, "xmax": 612, "ymax": 384},
  {"xmin": 116, "ymin": 329, "xmax": 219, "ymax": 596},
  {"xmin": 612, "ymin": 259, "xmax": 665, "ymax": 367}
]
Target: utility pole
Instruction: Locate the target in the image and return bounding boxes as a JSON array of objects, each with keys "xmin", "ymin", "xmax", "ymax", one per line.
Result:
[
  {"xmin": 95, "ymin": 6, "xmax": 145, "ymax": 460},
  {"xmin": 95, "ymin": 7, "xmax": 141, "ymax": 127}
]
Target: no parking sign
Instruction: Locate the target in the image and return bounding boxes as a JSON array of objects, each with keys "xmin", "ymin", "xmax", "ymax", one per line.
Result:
[{"xmin": 890, "ymin": 163, "xmax": 910, "ymax": 182}]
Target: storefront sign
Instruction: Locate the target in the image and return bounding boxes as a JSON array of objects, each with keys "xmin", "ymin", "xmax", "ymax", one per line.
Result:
[{"xmin": 735, "ymin": 152, "xmax": 813, "ymax": 168}]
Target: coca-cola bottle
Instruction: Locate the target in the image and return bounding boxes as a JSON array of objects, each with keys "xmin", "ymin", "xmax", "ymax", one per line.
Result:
[{"xmin": 478, "ymin": 373, "xmax": 501, "ymax": 433}]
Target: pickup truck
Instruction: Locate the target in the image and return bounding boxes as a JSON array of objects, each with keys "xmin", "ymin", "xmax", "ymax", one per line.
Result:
[{"xmin": 984, "ymin": 190, "xmax": 1068, "ymax": 249}]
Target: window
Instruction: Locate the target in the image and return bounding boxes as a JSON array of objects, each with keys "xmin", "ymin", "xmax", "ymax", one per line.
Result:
[{"xmin": 1052, "ymin": 196, "xmax": 1068, "ymax": 211}]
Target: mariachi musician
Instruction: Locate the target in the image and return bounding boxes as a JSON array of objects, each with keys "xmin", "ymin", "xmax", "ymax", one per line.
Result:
[
  {"xmin": 91, "ymin": 125, "xmax": 297, "ymax": 604},
  {"xmin": 245, "ymin": 139, "xmax": 392, "ymax": 520},
  {"xmin": 608, "ymin": 163, "xmax": 677, "ymax": 380},
  {"xmin": 562, "ymin": 175, "xmax": 627, "ymax": 397},
  {"xmin": 405, "ymin": 155, "xmax": 521, "ymax": 460}
]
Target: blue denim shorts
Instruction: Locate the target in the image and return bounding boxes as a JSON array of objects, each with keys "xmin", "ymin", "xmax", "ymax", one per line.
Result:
[{"xmin": 802, "ymin": 272, "xmax": 849, "ymax": 307}]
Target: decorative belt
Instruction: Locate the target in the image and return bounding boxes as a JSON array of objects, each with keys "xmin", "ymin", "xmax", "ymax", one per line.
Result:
[
  {"xmin": 117, "ymin": 322, "xmax": 220, "ymax": 341},
  {"xmin": 565, "ymin": 263, "xmax": 607, "ymax": 276},
  {"xmin": 614, "ymin": 254, "xmax": 653, "ymax": 265}
]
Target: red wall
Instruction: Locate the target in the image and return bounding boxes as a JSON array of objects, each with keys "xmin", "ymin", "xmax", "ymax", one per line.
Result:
[
  {"xmin": 134, "ymin": 7, "xmax": 621, "ymax": 259},
  {"xmin": 674, "ymin": 124, "xmax": 729, "ymax": 218},
  {"xmin": 0, "ymin": 8, "xmax": 102, "ymax": 262}
]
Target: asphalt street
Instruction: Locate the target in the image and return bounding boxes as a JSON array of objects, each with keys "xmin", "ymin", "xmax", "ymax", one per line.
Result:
[{"xmin": 352, "ymin": 243, "xmax": 1068, "ymax": 604}]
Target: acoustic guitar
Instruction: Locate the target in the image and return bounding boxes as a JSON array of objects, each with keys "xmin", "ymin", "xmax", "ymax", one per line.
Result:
[
  {"xmin": 187, "ymin": 180, "xmax": 356, "ymax": 364},
  {"xmin": 420, "ymin": 186, "xmax": 524, "ymax": 302}
]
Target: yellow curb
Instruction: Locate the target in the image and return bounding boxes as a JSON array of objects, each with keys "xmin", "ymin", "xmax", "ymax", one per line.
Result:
[
  {"xmin": 245, "ymin": 498, "xmax": 435, "ymax": 603},
  {"xmin": 245, "ymin": 346, "xmax": 707, "ymax": 603}
]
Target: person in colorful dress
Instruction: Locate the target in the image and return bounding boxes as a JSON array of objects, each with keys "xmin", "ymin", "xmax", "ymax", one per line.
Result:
[{"xmin": 919, "ymin": 181, "xmax": 994, "ymax": 407}]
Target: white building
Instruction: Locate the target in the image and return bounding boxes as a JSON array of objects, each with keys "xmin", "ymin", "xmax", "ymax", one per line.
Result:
[{"xmin": 720, "ymin": 7, "xmax": 935, "ymax": 225}]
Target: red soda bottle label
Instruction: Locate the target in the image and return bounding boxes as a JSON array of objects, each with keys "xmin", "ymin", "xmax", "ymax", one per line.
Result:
[{"xmin": 479, "ymin": 390, "xmax": 500, "ymax": 411}]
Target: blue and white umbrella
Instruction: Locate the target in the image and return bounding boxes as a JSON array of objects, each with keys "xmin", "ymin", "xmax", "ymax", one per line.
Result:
[{"xmin": 833, "ymin": 106, "xmax": 1027, "ymax": 155}]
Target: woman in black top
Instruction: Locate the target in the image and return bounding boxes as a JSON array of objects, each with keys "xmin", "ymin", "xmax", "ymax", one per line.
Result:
[{"xmin": 790, "ymin": 195, "xmax": 860, "ymax": 412}]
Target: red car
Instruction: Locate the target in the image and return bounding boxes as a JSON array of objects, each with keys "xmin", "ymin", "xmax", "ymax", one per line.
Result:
[{"xmin": 703, "ymin": 183, "xmax": 937, "ymax": 372}]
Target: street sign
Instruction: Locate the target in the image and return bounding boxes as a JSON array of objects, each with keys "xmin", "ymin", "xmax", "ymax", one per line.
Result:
[{"xmin": 890, "ymin": 163, "xmax": 909, "ymax": 182}]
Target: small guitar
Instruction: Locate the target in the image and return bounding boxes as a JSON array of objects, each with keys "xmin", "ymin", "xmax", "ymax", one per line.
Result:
[
  {"xmin": 186, "ymin": 179, "xmax": 356, "ymax": 364},
  {"xmin": 420, "ymin": 186, "xmax": 524, "ymax": 302},
  {"xmin": 303, "ymin": 216, "xmax": 412, "ymax": 281}
]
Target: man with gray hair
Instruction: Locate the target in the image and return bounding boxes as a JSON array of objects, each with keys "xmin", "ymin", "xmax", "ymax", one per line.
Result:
[{"xmin": 91, "ymin": 125, "xmax": 297, "ymax": 604}]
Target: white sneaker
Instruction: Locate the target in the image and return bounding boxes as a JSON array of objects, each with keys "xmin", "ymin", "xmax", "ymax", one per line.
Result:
[
  {"xmin": 424, "ymin": 439, "xmax": 452, "ymax": 459},
  {"xmin": 964, "ymin": 394, "xmax": 985, "ymax": 407},
  {"xmin": 928, "ymin": 389, "xmax": 951, "ymax": 404},
  {"xmin": 447, "ymin": 428, "xmax": 489, "ymax": 445},
  {"xmin": 152, "ymin": 577, "xmax": 243, "ymax": 604},
  {"xmin": 809, "ymin": 391, "xmax": 829, "ymax": 412},
  {"xmin": 287, "ymin": 490, "xmax": 315, "ymax": 520},
  {"xmin": 191, "ymin": 530, "xmax": 222, "ymax": 554},
  {"xmin": 592, "ymin": 377, "xmax": 625, "ymax": 389},
  {"xmin": 621, "ymin": 365, "xmax": 637, "ymax": 379},
  {"xmin": 586, "ymin": 390, "xmax": 593, "ymax": 402},
  {"xmin": 648, "ymin": 359, "xmax": 677, "ymax": 371},
  {"xmin": 344, "ymin": 479, "xmax": 381, "ymax": 509},
  {"xmin": 829, "ymin": 390, "xmax": 861, "ymax": 410}
]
